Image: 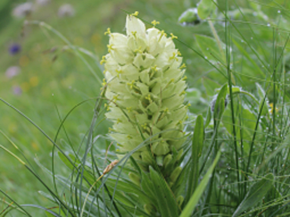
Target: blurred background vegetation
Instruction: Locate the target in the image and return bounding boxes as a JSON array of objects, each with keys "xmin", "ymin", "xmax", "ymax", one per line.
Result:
[{"xmin": 1, "ymin": 0, "xmax": 290, "ymax": 215}]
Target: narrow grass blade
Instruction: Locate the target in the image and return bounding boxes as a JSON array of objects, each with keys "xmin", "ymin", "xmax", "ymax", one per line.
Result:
[
  {"xmin": 232, "ymin": 173, "xmax": 274, "ymax": 217},
  {"xmin": 0, "ymin": 189, "xmax": 32, "ymax": 217},
  {"xmin": 185, "ymin": 115, "xmax": 204, "ymax": 204},
  {"xmin": 232, "ymin": 39, "xmax": 264, "ymax": 77},
  {"xmin": 180, "ymin": 150, "xmax": 221, "ymax": 217},
  {"xmin": 21, "ymin": 204, "xmax": 62, "ymax": 217},
  {"xmin": 195, "ymin": 35, "xmax": 225, "ymax": 64}
]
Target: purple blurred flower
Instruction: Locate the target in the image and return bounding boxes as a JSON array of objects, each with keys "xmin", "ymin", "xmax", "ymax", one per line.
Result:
[
  {"xmin": 5, "ymin": 66, "xmax": 21, "ymax": 78},
  {"xmin": 9, "ymin": 43, "xmax": 21, "ymax": 55},
  {"xmin": 13, "ymin": 86, "xmax": 22, "ymax": 95}
]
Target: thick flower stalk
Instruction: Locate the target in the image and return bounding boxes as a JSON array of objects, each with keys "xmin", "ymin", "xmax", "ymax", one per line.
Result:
[{"xmin": 102, "ymin": 12, "xmax": 188, "ymax": 180}]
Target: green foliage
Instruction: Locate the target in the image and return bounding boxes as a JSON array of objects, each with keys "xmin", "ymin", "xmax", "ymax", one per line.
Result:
[
  {"xmin": 186, "ymin": 115, "xmax": 204, "ymax": 203},
  {"xmin": 233, "ymin": 173, "xmax": 274, "ymax": 217},
  {"xmin": 197, "ymin": 0, "xmax": 216, "ymax": 19},
  {"xmin": 1, "ymin": 0, "xmax": 290, "ymax": 216},
  {"xmin": 180, "ymin": 151, "xmax": 221, "ymax": 217},
  {"xmin": 178, "ymin": 8, "xmax": 200, "ymax": 24},
  {"xmin": 142, "ymin": 167, "xmax": 180, "ymax": 216},
  {"xmin": 195, "ymin": 34, "xmax": 226, "ymax": 64}
]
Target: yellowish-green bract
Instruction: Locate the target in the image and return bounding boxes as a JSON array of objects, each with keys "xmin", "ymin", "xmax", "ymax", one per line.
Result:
[{"xmin": 102, "ymin": 12, "xmax": 188, "ymax": 169}]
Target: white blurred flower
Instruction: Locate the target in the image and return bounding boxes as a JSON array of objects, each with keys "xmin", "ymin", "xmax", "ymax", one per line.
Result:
[
  {"xmin": 58, "ymin": 4, "xmax": 75, "ymax": 18},
  {"xmin": 36, "ymin": 0, "xmax": 51, "ymax": 6},
  {"xmin": 5, "ymin": 66, "xmax": 21, "ymax": 78},
  {"xmin": 12, "ymin": 2, "xmax": 34, "ymax": 18}
]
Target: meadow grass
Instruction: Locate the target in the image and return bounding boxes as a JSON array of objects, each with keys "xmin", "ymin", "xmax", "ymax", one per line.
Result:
[{"xmin": 1, "ymin": 0, "xmax": 290, "ymax": 216}]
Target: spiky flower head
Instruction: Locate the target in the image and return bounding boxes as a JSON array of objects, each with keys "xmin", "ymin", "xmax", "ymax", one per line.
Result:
[{"xmin": 103, "ymin": 12, "xmax": 188, "ymax": 170}]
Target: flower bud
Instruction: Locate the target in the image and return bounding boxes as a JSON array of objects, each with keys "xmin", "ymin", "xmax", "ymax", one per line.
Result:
[
  {"xmin": 170, "ymin": 166, "xmax": 182, "ymax": 183},
  {"xmin": 163, "ymin": 154, "xmax": 173, "ymax": 168}
]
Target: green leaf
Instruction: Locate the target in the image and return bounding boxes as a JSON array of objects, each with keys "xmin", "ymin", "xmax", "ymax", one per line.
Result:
[
  {"xmin": 178, "ymin": 8, "xmax": 199, "ymax": 24},
  {"xmin": 205, "ymin": 106, "xmax": 212, "ymax": 128},
  {"xmin": 186, "ymin": 115, "xmax": 204, "ymax": 203},
  {"xmin": 149, "ymin": 167, "xmax": 179, "ymax": 217},
  {"xmin": 214, "ymin": 84, "xmax": 228, "ymax": 118},
  {"xmin": 194, "ymin": 115, "xmax": 204, "ymax": 158},
  {"xmin": 58, "ymin": 151, "xmax": 74, "ymax": 170},
  {"xmin": 249, "ymin": 2, "xmax": 261, "ymax": 11},
  {"xmin": 180, "ymin": 151, "xmax": 221, "ymax": 217},
  {"xmin": 196, "ymin": 35, "xmax": 226, "ymax": 64},
  {"xmin": 256, "ymin": 83, "xmax": 269, "ymax": 116},
  {"xmin": 232, "ymin": 39, "xmax": 264, "ymax": 77},
  {"xmin": 202, "ymin": 77, "xmax": 221, "ymax": 96},
  {"xmin": 232, "ymin": 173, "xmax": 274, "ymax": 217},
  {"xmin": 106, "ymin": 178, "xmax": 151, "ymax": 204},
  {"xmin": 185, "ymin": 88, "xmax": 201, "ymax": 104},
  {"xmin": 197, "ymin": 0, "xmax": 216, "ymax": 19},
  {"xmin": 229, "ymin": 86, "xmax": 241, "ymax": 94},
  {"xmin": 222, "ymin": 105, "xmax": 257, "ymax": 153}
]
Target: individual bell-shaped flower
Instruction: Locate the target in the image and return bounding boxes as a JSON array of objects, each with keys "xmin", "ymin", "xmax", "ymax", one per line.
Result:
[{"xmin": 103, "ymin": 12, "xmax": 188, "ymax": 172}]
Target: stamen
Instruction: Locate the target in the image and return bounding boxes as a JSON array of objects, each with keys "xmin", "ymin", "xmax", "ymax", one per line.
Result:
[
  {"xmin": 134, "ymin": 46, "xmax": 142, "ymax": 53},
  {"xmin": 107, "ymin": 44, "xmax": 114, "ymax": 52},
  {"xmin": 104, "ymin": 103, "xmax": 110, "ymax": 111},
  {"xmin": 179, "ymin": 90, "xmax": 186, "ymax": 96},
  {"xmin": 151, "ymin": 65, "xmax": 157, "ymax": 71},
  {"xmin": 115, "ymin": 69, "xmax": 123, "ymax": 77},
  {"xmin": 104, "ymin": 28, "xmax": 111, "ymax": 35},
  {"xmin": 145, "ymin": 94, "xmax": 152, "ymax": 102},
  {"xmin": 100, "ymin": 56, "xmax": 106, "ymax": 65},
  {"xmin": 151, "ymin": 20, "xmax": 160, "ymax": 27},
  {"xmin": 179, "ymin": 63, "xmax": 186, "ymax": 69},
  {"xmin": 131, "ymin": 31, "xmax": 137, "ymax": 37},
  {"xmin": 158, "ymin": 30, "xmax": 167, "ymax": 41},
  {"xmin": 113, "ymin": 95, "xmax": 119, "ymax": 102},
  {"xmin": 131, "ymin": 11, "xmax": 139, "ymax": 16},
  {"xmin": 102, "ymin": 78, "xmax": 107, "ymax": 86},
  {"xmin": 127, "ymin": 80, "xmax": 135, "ymax": 89},
  {"xmin": 169, "ymin": 52, "xmax": 177, "ymax": 60},
  {"xmin": 170, "ymin": 33, "xmax": 178, "ymax": 39}
]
